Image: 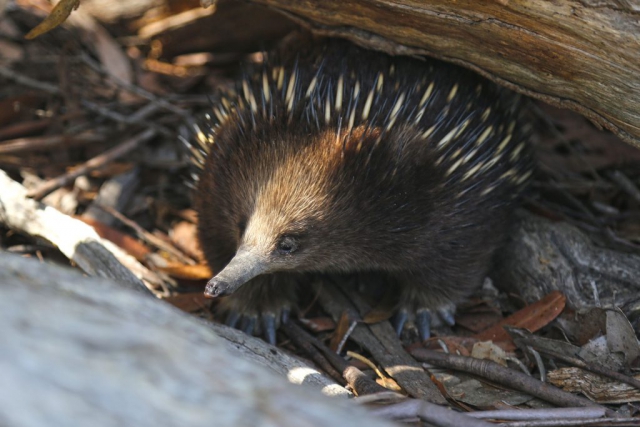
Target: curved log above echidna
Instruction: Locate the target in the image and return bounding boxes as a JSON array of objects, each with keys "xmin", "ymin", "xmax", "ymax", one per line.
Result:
[{"xmin": 241, "ymin": 0, "xmax": 640, "ymax": 149}]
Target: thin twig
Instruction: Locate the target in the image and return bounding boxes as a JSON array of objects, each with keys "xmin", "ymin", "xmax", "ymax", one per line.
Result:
[
  {"xmin": 370, "ymin": 399, "xmax": 494, "ymax": 427},
  {"xmin": 282, "ymin": 320, "xmax": 394, "ymax": 396},
  {"xmin": 0, "ymin": 66, "xmax": 173, "ymax": 136},
  {"xmin": 520, "ymin": 340, "xmax": 640, "ymax": 390},
  {"xmin": 93, "ymin": 203, "xmax": 195, "ymax": 265},
  {"xmin": 80, "ymin": 52, "xmax": 191, "ymax": 118},
  {"xmin": 609, "ymin": 170, "xmax": 640, "ymax": 205},
  {"xmin": 0, "ymin": 65, "xmax": 60, "ymax": 94},
  {"xmin": 530, "ymin": 102, "xmax": 603, "ymax": 182},
  {"xmin": 78, "ymin": 100, "xmax": 173, "ymax": 137},
  {"xmin": 280, "ymin": 321, "xmax": 346, "ymax": 386},
  {"xmin": 0, "ymin": 133, "xmax": 104, "ymax": 155},
  {"xmin": 411, "ymin": 349, "xmax": 614, "ymax": 416},
  {"xmin": 501, "ymin": 418, "xmax": 639, "ymax": 427},
  {"xmin": 128, "ymin": 102, "xmax": 162, "ymax": 123},
  {"xmin": 317, "ymin": 279, "xmax": 446, "ymax": 403},
  {"xmin": 28, "ymin": 129, "xmax": 157, "ymax": 200},
  {"xmin": 0, "ymin": 113, "xmax": 82, "ymax": 141},
  {"xmin": 468, "ymin": 407, "xmax": 606, "ymax": 420}
]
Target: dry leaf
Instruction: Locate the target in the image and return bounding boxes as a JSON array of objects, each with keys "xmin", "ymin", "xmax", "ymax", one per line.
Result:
[
  {"xmin": 473, "ymin": 291, "xmax": 566, "ymax": 347},
  {"xmin": 363, "ymin": 286, "xmax": 398, "ymax": 324},
  {"xmin": 164, "ymin": 292, "xmax": 210, "ymax": 313},
  {"xmin": 25, "ymin": 0, "xmax": 80, "ymax": 39},
  {"xmin": 456, "ymin": 310, "xmax": 504, "ymax": 334},
  {"xmin": 79, "ymin": 216, "xmax": 151, "ymax": 261},
  {"xmin": 298, "ymin": 317, "xmax": 336, "ymax": 333},
  {"xmin": 363, "ymin": 306, "xmax": 394, "ymax": 324},
  {"xmin": 170, "ymin": 221, "xmax": 204, "ymax": 261},
  {"xmin": 157, "ymin": 262, "xmax": 212, "ymax": 280}
]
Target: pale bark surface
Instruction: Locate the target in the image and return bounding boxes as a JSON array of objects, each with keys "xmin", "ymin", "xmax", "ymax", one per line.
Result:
[{"xmin": 0, "ymin": 253, "xmax": 390, "ymax": 427}]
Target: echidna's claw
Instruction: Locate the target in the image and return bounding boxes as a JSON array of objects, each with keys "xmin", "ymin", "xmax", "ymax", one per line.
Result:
[
  {"xmin": 261, "ymin": 313, "xmax": 277, "ymax": 345},
  {"xmin": 222, "ymin": 310, "xmax": 284, "ymax": 345},
  {"xmin": 213, "ymin": 274, "xmax": 297, "ymax": 344},
  {"xmin": 391, "ymin": 309, "xmax": 409, "ymax": 336},
  {"xmin": 416, "ymin": 309, "xmax": 432, "ymax": 341},
  {"xmin": 437, "ymin": 307, "xmax": 456, "ymax": 327},
  {"xmin": 225, "ymin": 311, "xmax": 241, "ymax": 328},
  {"xmin": 391, "ymin": 303, "xmax": 456, "ymax": 342},
  {"xmin": 240, "ymin": 315, "xmax": 257, "ymax": 335},
  {"xmin": 281, "ymin": 308, "xmax": 291, "ymax": 325}
]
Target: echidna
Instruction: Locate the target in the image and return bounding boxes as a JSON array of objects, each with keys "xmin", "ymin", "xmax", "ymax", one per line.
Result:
[{"xmin": 186, "ymin": 37, "xmax": 534, "ymax": 344}]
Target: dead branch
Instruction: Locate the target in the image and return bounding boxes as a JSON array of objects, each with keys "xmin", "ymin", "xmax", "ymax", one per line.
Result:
[
  {"xmin": 370, "ymin": 398, "xmax": 493, "ymax": 427},
  {"xmin": 27, "ymin": 129, "xmax": 156, "ymax": 200},
  {"xmin": 0, "ymin": 170, "xmax": 157, "ymax": 294},
  {"xmin": 411, "ymin": 348, "xmax": 613, "ymax": 415}
]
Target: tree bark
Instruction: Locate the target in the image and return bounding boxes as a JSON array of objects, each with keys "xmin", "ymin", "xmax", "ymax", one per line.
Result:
[{"xmin": 244, "ymin": 0, "xmax": 640, "ymax": 149}]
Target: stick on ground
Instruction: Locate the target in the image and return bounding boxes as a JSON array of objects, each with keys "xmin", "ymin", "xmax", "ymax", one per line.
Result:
[
  {"xmin": 27, "ymin": 129, "xmax": 157, "ymax": 200},
  {"xmin": 0, "ymin": 169, "xmax": 155, "ymax": 294},
  {"xmin": 411, "ymin": 349, "xmax": 614, "ymax": 416}
]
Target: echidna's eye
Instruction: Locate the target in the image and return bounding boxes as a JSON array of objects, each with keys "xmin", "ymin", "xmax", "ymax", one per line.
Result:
[
  {"xmin": 237, "ymin": 218, "xmax": 247, "ymax": 236},
  {"xmin": 276, "ymin": 235, "xmax": 299, "ymax": 255}
]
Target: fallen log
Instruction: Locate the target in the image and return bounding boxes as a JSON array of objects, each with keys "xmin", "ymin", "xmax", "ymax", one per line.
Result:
[
  {"xmin": 0, "ymin": 252, "xmax": 382, "ymax": 427},
  {"xmin": 243, "ymin": 0, "xmax": 640, "ymax": 148}
]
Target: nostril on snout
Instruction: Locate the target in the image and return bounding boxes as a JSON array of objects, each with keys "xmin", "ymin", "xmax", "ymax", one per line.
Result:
[{"xmin": 204, "ymin": 279, "xmax": 228, "ymax": 298}]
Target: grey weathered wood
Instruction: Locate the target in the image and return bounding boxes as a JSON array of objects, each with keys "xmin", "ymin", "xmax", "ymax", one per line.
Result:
[
  {"xmin": 0, "ymin": 169, "xmax": 152, "ymax": 294},
  {"xmin": 205, "ymin": 319, "xmax": 351, "ymax": 396},
  {"xmin": 0, "ymin": 253, "xmax": 387, "ymax": 427},
  {"xmin": 493, "ymin": 213, "xmax": 640, "ymax": 319}
]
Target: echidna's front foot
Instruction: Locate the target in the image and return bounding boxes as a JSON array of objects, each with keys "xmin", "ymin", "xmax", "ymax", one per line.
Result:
[
  {"xmin": 391, "ymin": 303, "xmax": 457, "ymax": 342},
  {"xmin": 212, "ymin": 273, "xmax": 297, "ymax": 345},
  {"xmin": 223, "ymin": 306, "xmax": 290, "ymax": 345}
]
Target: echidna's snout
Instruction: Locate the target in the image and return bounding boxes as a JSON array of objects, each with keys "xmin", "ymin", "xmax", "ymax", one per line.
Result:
[{"xmin": 204, "ymin": 248, "xmax": 267, "ymax": 298}]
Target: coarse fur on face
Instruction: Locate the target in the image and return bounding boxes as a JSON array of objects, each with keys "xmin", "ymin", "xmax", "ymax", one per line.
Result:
[{"xmin": 189, "ymin": 36, "xmax": 534, "ymax": 327}]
